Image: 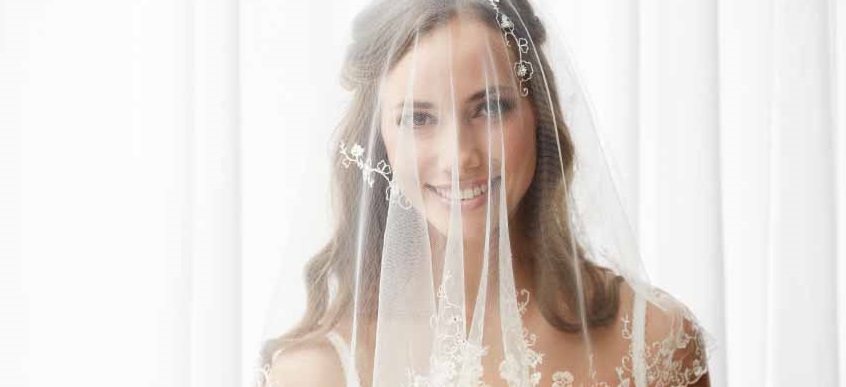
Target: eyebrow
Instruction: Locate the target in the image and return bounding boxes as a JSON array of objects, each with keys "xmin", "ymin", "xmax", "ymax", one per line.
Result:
[
  {"xmin": 467, "ymin": 85, "xmax": 515, "ymax": 104},
  {"xmin": 393, "ymin": 101, "xmax": 435, "ymax": 111},
  {"xmin": 392, "ymin": 85, "xmax": 515, "ymax": 111}
]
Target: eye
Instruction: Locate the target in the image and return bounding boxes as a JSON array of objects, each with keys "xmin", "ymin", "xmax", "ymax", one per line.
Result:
[
  {"xmin": 475, "ymin": 97, "xmax": 515, "ymax": 119},
  {"xmin": 397, "ymin": 111, "xmax": 438, "ymax": 129}
]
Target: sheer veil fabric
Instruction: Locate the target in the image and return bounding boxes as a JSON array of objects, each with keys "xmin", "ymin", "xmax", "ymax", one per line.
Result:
[{"xmin": 256, "ymin": 0, "xmax": 713, "ymax": 386}]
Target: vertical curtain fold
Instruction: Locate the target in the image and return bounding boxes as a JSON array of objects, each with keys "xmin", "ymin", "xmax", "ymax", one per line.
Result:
[
  {"xmin": 836, "ymin": 0, "xmax": 846, "ymax": 383},
  {"xmin": 188, "ymin": 0, "xmax": 242, "ymax": 386},
  {"xmin": 1, "ymin": 1, "xmax": 242, "ymax": 386},
  {"xmin": 717, "ymin": 0, "xmax": 774, "ymax": 385},
  {"xmin": 639, "ymin": 1, "xmax": 728, "ymax": 385},
  {"xmin": 766, "ymin": 0, "xmax": 838, "ymax": 385},
  {"xmin": 0, "ymin": 3, "xmax": 26, "ymax": 386}
]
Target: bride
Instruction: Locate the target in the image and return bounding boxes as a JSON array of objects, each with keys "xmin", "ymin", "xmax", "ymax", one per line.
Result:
[{"xmin": 257, "ymin": 0, "xmax": 711, "ymax": 386}]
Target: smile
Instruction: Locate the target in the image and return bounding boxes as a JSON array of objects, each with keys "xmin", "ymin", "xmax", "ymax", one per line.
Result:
[
  {"xmin": 433, "ymin": 184, "xmax": 488, "ymax": 201},
  {"xmin": 425, "ymin": 177, "xmax": 502, "ymax": 210}
]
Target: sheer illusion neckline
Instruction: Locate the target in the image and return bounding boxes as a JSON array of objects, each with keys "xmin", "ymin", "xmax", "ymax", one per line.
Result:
[{"xmin": 314, "ymin": 287, "xmax": 707, "ymax": 387}]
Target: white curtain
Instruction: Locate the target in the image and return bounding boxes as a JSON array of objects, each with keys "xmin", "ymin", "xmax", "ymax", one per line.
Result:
[
  {"xmin": 546, "ymin": 0, "xmax": 845, "ymax": 385},
  {"xmin": 1, "ymin": 1, "xmax": 241, "ymax": 386},
  {"xmin": 2, "ymin": 0, "xmax": 843, "ymax": 386}
]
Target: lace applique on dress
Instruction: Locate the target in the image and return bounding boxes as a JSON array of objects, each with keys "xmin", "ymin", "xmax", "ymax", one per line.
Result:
[
  {"xmin": 254, "ymin": 361, "xmax": 276, "ymax": 387},
  {"xmin": 403, "ymin": 285, "xmax": 709, "ymax": 387},
  {"xmin": 614, "ymin": 290, "xmax": 709, "ymax": 387},
  {"xmin": 404, "ymin": 270, "xmax": 490, "ymax": 387},
  {"xmin": 543, "ymin": 288, "xmax": 709, "ymax": 387},
  {"xmin": 498, "ymin": 289, "xmax": 544, "ymax": 386},
  {"xmin": 550, "ymin": 370, "xmax": 614, "ymax": 387},
  {"xmin": 404, "ymin": 277, "xmax": 544, "ymax": 387}
]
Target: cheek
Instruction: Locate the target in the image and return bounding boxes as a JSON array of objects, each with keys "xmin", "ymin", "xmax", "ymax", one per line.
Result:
[
  {"xmin": 379, "ymin": 119, "xmax": 412, "ymax": 175},
  {"xmin": 503, "ymin": 115, "xmax": 537, "ymax": 205},
  {"xmin": 379, "ymin": 122, "xmax": 432, "ymax": 210},
  {"xmin": 504, "ymin": 121, "xmax": 536, "ymax": 174},
  {"xmin": 381, "ymin": 121, "xmax": 438, "ymax": 179},
  {"xmin": 379, "ymin": 124, "xmax": 395, "ymax": 162}
]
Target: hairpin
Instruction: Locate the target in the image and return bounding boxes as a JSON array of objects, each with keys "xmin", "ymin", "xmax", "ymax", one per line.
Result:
[
  {"xmin": 339, "ymin": 142, "xmax": 412, "ymax": 209},
  {"xmin": 488, "ymin": 0, "xmax": 534, "ymax": 96}
]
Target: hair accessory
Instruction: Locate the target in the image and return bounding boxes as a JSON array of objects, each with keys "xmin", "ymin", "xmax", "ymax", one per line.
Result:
[
  {"xmin": 488, "ymin": 0, "xmax": 534, "ymax": 96},
  {"xmin": 339, "ymin": 142, "xmax": 412, "ymax": 209}
]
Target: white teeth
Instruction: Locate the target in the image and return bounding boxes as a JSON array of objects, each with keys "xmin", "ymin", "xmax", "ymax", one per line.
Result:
[{"xmin": 434, "ymin": 184, "xmax": 489, "ymax": 201}]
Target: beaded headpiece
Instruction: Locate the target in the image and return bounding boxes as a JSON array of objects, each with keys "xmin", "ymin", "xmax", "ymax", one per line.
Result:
[{"xmin": 489, "ymin": 0, "xmax": 534, "ymax": 96}]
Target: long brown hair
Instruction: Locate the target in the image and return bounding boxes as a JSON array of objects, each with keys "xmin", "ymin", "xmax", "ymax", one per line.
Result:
[{"xmin": 261, "ymin": 0, "xmax": 621, "ymax": 367}]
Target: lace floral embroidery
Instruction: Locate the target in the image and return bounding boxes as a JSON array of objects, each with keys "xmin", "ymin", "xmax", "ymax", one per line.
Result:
[
  {"xmin": 254, "ymin": 359, "xmax": 278, "ymax": 387},
  {"xmin": 498, "ymin": 289, "xmax": 543, "ymax": 386},
  {"xmin": 405, "ymin": 281, "xmax": 547, "ymax": 387},
  {"xmin": 383, "ymin": 286, "xmax": 707, "ymax": 387},
  {"xmin": 404, "ymin": 270, "xmax": 490, "ymax": 387},
  {"xmin": 615, "ymin": 292, "xmax": 709, "ymax": 387},
  {"xmin": 542, "ymin": 288, "xmax": 709, "ymax": 387}
]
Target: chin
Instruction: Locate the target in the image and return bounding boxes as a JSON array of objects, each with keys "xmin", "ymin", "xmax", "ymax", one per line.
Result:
[{"xmin": 423, "ymin": 205, "xmax": 500, "ymax": 244}]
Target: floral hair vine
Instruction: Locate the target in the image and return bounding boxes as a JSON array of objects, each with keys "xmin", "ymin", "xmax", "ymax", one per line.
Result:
[
  {"xmin": 488, "ymin": 0, "xmax": 534, "ymax": 96},
  {"xmin": 339, "ymin": 142, "xmax": 412, "ymax": 209}
]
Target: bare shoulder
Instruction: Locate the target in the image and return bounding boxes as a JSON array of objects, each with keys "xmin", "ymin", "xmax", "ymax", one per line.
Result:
[{"xmin": 262, "ymin": 339, "xmax": 345, "ymax": 387}]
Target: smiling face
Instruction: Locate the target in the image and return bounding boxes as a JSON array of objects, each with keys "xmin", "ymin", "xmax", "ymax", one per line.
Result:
[{"xmin": 378, "ymin": 14, "xmax": 537, "ymax": 242}]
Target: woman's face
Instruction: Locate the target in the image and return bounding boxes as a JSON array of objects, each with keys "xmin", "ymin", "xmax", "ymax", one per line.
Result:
[{"xmin": 379, "ymin": 15, "xmax": 537, "ymax": 242}]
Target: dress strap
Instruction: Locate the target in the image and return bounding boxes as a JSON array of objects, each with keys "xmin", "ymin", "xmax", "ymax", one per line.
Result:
[
  {"xmin": 631, "ymin": 292, "xmax": 648, "ymax": 387},
  {"xmin": 326, "ymin": 331, "xmax": 362, "ymax": 387}
]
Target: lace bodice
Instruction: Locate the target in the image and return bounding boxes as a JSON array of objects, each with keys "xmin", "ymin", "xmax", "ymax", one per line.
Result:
[
  {"xmin": 257, "ymin": 286, "xmax": 709, "ymax": 387},
  {"xmin": 403, "ymin": 285, "xmax": 709, "ymax": 387}
]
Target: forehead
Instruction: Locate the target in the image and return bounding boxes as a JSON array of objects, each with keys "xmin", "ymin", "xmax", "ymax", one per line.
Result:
[{"xmin": 381, "ymin": 15, "xmax": 516, "ymax": 103}]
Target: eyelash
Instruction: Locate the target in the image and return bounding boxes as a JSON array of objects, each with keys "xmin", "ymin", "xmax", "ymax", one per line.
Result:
[
  {"xmin": 395, "ymin": 98, "xmax": 515, "ymax": 129},
  {"xmin": 397, "ymin": 111, "xmax": 437, "ymax": 128},
  {"xmin": 474, "ymin": 98, "xmax": 515, "ymax": 118}
]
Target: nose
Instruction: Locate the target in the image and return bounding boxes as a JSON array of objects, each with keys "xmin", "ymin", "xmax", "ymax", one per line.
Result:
[{"xmin": 438, "ymin": 120, "xmax": 484, "ymax": 177}]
